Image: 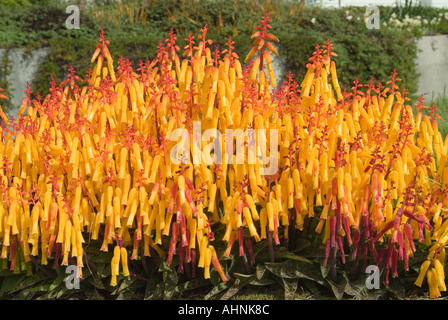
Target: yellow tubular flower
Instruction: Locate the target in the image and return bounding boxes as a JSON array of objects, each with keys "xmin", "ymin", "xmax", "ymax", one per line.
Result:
[
  {"xmin": 428, "ymin": 268, "xmax": 442, "ymax": 299},
  {"xmin": 120, "ymin": 247, "xmax": 130, "ymax": 277},
  {"xmin": 245, "ymin": 194, "xmax": 259, "ymax": 220},
  {"xmin": 243, "ymin": 206, "xmax": 260, "ymax": 241},
  {"xmin": 110, "ymin": 246, "xmax": 121, "ymax": 286},
  {"xmin": 2, "ymin": 26, "xmax": 448, "ymax": 297},
  {"xmin": 415, "ymin": 260, "xmax": 431, "ymax": 287}
]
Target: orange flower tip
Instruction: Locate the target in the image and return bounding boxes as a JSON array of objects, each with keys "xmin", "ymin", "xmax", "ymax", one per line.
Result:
[
  {"xmin": 251, "ymin": 31, "xmax": 261, "ymax": 39},
  {"xmin": 266, "ymin": 33, "xmax": 279, "ymax": 42}
]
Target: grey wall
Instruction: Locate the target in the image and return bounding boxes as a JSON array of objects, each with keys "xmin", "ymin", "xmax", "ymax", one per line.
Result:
[
  {"xmin": 416, "ymin": 34, "xmax": 448, "ymax": 99},
  {"xmin": 0, "ymin": 48, "xmax": 49, "ymax": 117}
]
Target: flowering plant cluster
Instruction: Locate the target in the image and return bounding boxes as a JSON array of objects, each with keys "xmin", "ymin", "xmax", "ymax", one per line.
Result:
[
  {"xmin": 385, "ymin": 11, "xmax": 448, "ymax": 30},
  {"xmin": 0, "ymin": 13, "xmax": 447, "ymax": 298}
]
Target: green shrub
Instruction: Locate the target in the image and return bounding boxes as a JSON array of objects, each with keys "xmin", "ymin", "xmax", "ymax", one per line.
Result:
[{"xmin": 0, "ymin": 0, "xmax": 427, "ymax": 104}]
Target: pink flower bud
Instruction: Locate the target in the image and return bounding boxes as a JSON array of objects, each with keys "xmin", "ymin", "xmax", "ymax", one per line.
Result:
[
  {"xmin": 403, "ymin": 223, "xmax": 416, "ymax": 252},
  {"xmin": 323, "ymin": 239, "xmax": 331, "ymax": 267},
  {"xmin": 352, "ymin": 229, "xmax": 361, "ymax": 260}
]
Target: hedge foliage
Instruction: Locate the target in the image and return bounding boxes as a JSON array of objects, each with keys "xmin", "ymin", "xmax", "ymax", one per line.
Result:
[{"xmin": 0, "ymin": 0, "xmax": 425, "ymax": 111}]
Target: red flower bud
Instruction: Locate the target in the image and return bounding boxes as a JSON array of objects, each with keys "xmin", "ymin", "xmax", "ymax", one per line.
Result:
[
  {"xmin": 191, "ymin": 249, "xmax": 197, "ymax": 278},
  {"xmin": 373, "ymin": 220, "xmax": 395, "ymax": 242},
  {"xmin": 403, "ymin": 223, "xmax": 416, "ymax": 252},
  {"xmin": 330, "ymin": 216, "xmax": 337, "ymax": 247},
  {"xmin": 352, "ymin": 229, "xmax": 361, "ymax": 259},
  {"xmin": 245, "ymin": 238, "xmax": 255, "ymax": 265},
  {"xmin": 336, "ymin": 235, "xmax": 346, "ymax": 264},
  {"xmin": 178, "ymin": 245, "xmax": 185, "ymax": 274},
  {"xmin": 391, "ymin": 248, "xmax": 398, "ymax": 278},
  {"xmin": 343, "ymin": 216, "xmax": 352, "ymax": 245},
  {"xmin": 323, "ymin": 239, "xmax": 331, "ymax": 267},
  {"xmin": 238, "ymin": 227, "xmax": 245, "ymax": 257}
]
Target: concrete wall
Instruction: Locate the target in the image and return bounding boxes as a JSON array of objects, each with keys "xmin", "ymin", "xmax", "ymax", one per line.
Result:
[
  {"xmin": 0, "ymin": 48, "xmax": 49, "ymax": 117},
  {"xmin": 416, "ymin": 34, "xmax": 448, "ymax": 99}
]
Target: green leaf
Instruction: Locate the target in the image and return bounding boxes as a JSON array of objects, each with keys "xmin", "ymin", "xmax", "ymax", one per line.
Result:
[
  {"xmin": 145, "ymin": 266, "xmax": 164, "ymax": 300},
  {"xmin": 386, "ymin": 278, "xmax": 406, "ymax": 300},
  {"xmin": 231, "ymin": 268, "xmax": 275, "ymax": 286},
  {"xmin": 112, "ymin": 276, "xmax": 136, "ymax": 295},
  {"xmin": 220, "ymin": 278, "xmax": 246, "ymax": 300},
  {"xmin": 22, "ymin": 284, "xmax": 51, "ymax": 293},
  {"xmin": 84, "ymin": 287, "xmax": 105, "ymax": 300},
  {"xmin": 117, "ymin": 285, "xmax": 138, "ymax": 300},
  {"xmin": 0, "ymin": 269, "xmax": 18, "ymax": 277},
  {"xmin": 256, "ymin": 264, "xmax": 267, "ymax": 280},
  {"xmin": 342, "ymin": 273, "xmax": 369, "ymax": 299},
  {"xmin": 273, "ymin": 250, "xmax": 313, "ymax": 264},
  {"xmin": 265, "ymin": 260, "xmax": 325, "ymax": 285},
  {"xmin": 210, "ymin": 268, "xmax": 222, "ymax": 287},
  {"xmin": 281, "ymin": 278, "xmax": 298, "ymax": 300},
  {"xmin": 56, "ymin": 287, "xmax": 72, "ymax": 299},
  {"xmin": 49, "ymin": 272, "xmax": 66, "ymax": 291},
  {"xmin": 87, "ymin": 273, "xmax": 106, "ymax": 290},
  {"xmin": 8, "ymin": 271, "xmax": 49, "ymax": 294},
  {"xmin": 326, "ymin": 277, "xmax": 347, "ymax": 300},
  {"xmin": 145, "ymin": 280, "xmax": 164, "ymax": 300},
  {"xmin": 301, "ymin": 279, "xmax": 319, "ymax": 294},
  {"xmin": 174, "ymin": 277, "xmax": 211, "ymax": 295},
  {"xmin": 162, "ymin": 262, "xmax": 178, "ymax": 300},
  {"xmin": 11, "ymin": 290, "xmax": 34, "ymax": 300},
  {"xmin": 87, "ymin": 251, "xmax": 114, "ymax": 264},
  {"xmin": 289, "ymin": 239, "xmax": 312, "ymax": 253},
  {"xmin": 204, "ymin": 281, "xmax": 231, "ymax": 300},
  {"xmin": 320, "ymin": 263, "xmax": 330, "ymax": 279},
  {"xmin": 0, "ymin": 275, "xmax": 23, "ymax": 297}
]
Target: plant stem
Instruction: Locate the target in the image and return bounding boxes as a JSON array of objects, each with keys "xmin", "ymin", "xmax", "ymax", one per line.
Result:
[
  {"xmin": 267, "ymin": 227, "xmax": 275, "ymax": 263},
  {"xmin": 241, "ymin": 254, "xmax": 252, "ymax": 274},
  {"xmin": 29, "ymin": 255, "xmax": 57, "ymax": 279},
  {"xmin": 289, "ymin": 208, "xmax": 296, "ymax": 251}
]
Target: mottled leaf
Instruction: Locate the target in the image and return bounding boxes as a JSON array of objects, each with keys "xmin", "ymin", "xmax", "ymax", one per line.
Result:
[
  {"xmin": 22, "ymin": 284, "xmax": 51, "ymax": 292},
  {"xmin": 289, "ymin": 239, "xmax": 312, "ymax": 253},
  {"xmin": 84, "ymin": 287, "xmax": 105, "ymax": 300},
  {"xmin": 162, "ymin": 262, "xmax": 178, "ymax": 299},
  {"xmin": 0, "ymin": 275, "xmax": 23, "ymax": 297},
  {"xmin": 265, "ymin": 260, "xmax": 324, "ymax": 284},
  {"xmin": 204, "ymin": 281, "xmax": 231, "ymax": 300},
  {"xmin": 145, "ymin": 282, "xmax": 164, "ymax": 300},
  {"xmin": 112, "ymin": 276, "xmax": 136, "ymax": 295},
  {"xmin": 174, "ymin": 277, "xmax": 211, "ymax": 295},
  {"xmin": 282, "ymin": 278, "xmax": 298, "ymax": 300},
  {"xmin": 320, "ymin": 263, "xmax": 330, "ymax": 279},
  {"xmin": 327, "ymin": 277, "xmax": 347, "ymax": 300},
  {"xmin": 220, "ymin": 278, "xmax": 246, "ymax": 300},
  {"xmin": 49, "ymin": 272, "xmax": 66, "ymax": 291},
  {"xmin": 87, "ymin": 273, "xmax": 106, "ymax": 290},
  {"xmin": 274, "ymin": 251, "xmax": 313, "ymax": 264},
  {"xmin": 301, "ymin": 279, "xmax": 319, "ymax": 294},
  {"xmin": 386, "ymin": 278, "xmax": 406, "ymax": 300},
  {"xmin": 256, "ymin": 264, "xmax": 267, "ymax": 280},
  {"xmin": 9, "ymin": 271, "xmax": 49, "ymax": 294}
]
